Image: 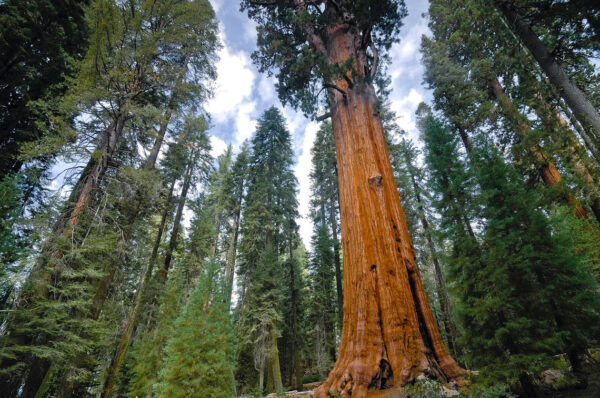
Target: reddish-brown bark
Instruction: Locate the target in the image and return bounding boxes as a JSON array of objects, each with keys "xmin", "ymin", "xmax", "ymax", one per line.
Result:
[{"xmin": 314, "ymin": 24, "xmax": 464, "ymax": 397}]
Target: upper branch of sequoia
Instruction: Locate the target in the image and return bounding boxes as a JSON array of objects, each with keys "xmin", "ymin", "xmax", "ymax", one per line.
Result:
[{"xmin": 240, "ymin": 0, "xmax": 407, "ymax": 116}]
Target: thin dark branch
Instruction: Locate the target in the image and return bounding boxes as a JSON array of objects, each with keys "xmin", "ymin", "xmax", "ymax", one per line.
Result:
[
  {"xmin": 324, "ymin": 83, "xmax": 347, "ymax": 98},
  {"xmin": 343, "ymin": 75, "xmax": 354, "ymax": 88},
  {"xmin": 316, "ymin": 112, "xmax": 331, "ymax": 121},
  {"xmin": 247, "ymin": 0, "xmax": 278, "ymax": 6}
]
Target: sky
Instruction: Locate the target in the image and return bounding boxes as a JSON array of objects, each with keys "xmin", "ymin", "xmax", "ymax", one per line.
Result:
[{"xmin": 206, "ymin": 0, "xmax": 433, "ymax": 249}]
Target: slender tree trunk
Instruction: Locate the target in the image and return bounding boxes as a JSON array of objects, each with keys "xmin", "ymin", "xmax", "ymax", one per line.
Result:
[
  {"xmin": 410, "ymin": 174, "xmax": 459, "ymax": 357},
  {"xmin": 489, "ymin": 77, "xmax": 595, "ymax": 222},
  {"xmin": 225, "ymin": 205, "xmax": 241, "ymax": 306},
  {"xmin": 329, "ymin": 193, "xmax": 343, "ymax": 331},
  {"xmin": 315, "ymin": 25, "xmax": 463, "ymax": 397},
  {"xmin": 533, "ymin": 93, "xmax": 600, "ymax": 220},
  {"xmin": 145, "ymin": 109, "xmax": 173, "ymax": 170},
  {"xmin": 288, "ymin": 232, "xmax": 302, "ymax": 390},
  {"xmin": 271, "ymin": 329, "xmax": 283, "ymax": 392},
  {"xmin": 162, "ymin": 155, "xmax": 195, "ymax": 277},
  {"xmin": 211, "ymin": 213, "xmax": 222, "ymax": 259},
  {"xmin": 101, "ymin": 180, "xmax": 176, "ymax": 398},
  {"xmin": 495, "ymin": 0, "xmax": 600, "ymax": 136},
  {"xmin": 258, "ymin": 364, "xmax": 265, "ymax": 393}
]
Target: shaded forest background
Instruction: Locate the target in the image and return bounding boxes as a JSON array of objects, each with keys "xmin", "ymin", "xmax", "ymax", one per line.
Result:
[{"xmin": 1, "ymin": 0, "xmax": 600, "ymax": 397}]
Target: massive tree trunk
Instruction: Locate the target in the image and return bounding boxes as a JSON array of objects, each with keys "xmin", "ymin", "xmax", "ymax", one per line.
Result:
[
  {"xmin": 314, "ymin": 24, "xmax": 463, "ymax": 397},
  {"xmin": 489, "ymin": 77, "xmax": 595, "ymax": 222},
  {"xmin": 495, "ymin": 0, "xmax": 600, "ymax": 137}
]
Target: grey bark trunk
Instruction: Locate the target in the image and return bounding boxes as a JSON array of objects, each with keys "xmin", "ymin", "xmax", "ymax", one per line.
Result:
[{"xmin": 496, "ymin": 0, "xmax": 600, "ymax": 136}]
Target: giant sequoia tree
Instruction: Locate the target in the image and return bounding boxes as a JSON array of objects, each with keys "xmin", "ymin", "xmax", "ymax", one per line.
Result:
[{"xmin": 242, "ymin": 1, "xmax": 463, "ymax": 395}]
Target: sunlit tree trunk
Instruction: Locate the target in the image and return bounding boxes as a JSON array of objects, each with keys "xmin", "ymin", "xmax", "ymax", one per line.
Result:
[{"xmin": 315, "ymin": 24, "xmax": 463, "ymax": 397}]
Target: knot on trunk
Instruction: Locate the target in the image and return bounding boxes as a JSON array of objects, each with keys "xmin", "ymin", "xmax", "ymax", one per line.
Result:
[
  {"xmin": 368, "ymin": 358, "xmax": 393, "ymax": 390},
  {"xmin": 368, "ymin": 174, "xmax": 383, "ymax": 188}
]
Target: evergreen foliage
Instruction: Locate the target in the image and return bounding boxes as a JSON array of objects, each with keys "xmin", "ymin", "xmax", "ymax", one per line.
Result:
[
  {"xmin": 156, "ymin": 261, "xmax": 236, "ymax": 398},
  {"xmin": 236, "ymin": 106, "xmax": 300, "ymax": 393},
  {"xmin": 2, "ymin": 0, "xmax": 600, "ymax": 396}
]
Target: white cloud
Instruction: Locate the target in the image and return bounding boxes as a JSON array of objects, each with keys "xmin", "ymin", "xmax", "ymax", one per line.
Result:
[
  {"xmin": 243, "ymin": 17, "xmax": 258, "ymax": 45},
  {"xmin": 206, "ymin": 45, "xmax": 256, "ymax": 124},
  {"xmin": 208, "ymin": 0, "xmax": 224, "ymax": 12},
  {"xmin": 295, "ymin": 121, "xmax": 319, "ymax": 250},
  {"xmin": 206, "ymin": 29, "xmax": 260, "ymax": 149},
  {"xmin": 258, "ymin": 75, "xmax": 277, "ymax": 104},
  {"xmin": 234, "ymin": 101, "xmax": 258, "ymax": 146},
  {"xmin": 391, "ymin": 88, "xmax": 424, "ymax": 141},
  {"xmin": 210, "ymin": 135, "xmax": 228, "ymax": 158}
]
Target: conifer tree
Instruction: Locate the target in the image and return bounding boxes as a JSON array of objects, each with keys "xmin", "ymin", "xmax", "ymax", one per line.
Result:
[
  {"xmin": 102, "ymin": 115, "xmax": 213, "ymax": 397},
  {"xmin": 0, "ymin": 0, "xmax": 219, "ymax": 394},
  {"xmin": 422, "ymin": 109, "xmax": 600, "ymax": 392},
  {"xmin": 420, "ymin": 111, "xmax": 483, "ymax": 363},
  {"xmin": 309, "ymin": 122, "xmax": 343, "ymax": 329},
  {"xmin": 237, "ymin": 107, "xmax": 299, "ymax": 394},
  {"xmin": 307, "ymin": 223, "xmax": 337, "ymax": 377},
  {"xmin": 467, "ymin": 138, "xmax": 600, "ymax": 392},
  {"xmin": 223, "ymin": 143, "xmax": 251, "ymax": 305},
  {"xmin": 423, "ymin": 0, "xmax": 600, "ymax": 224},
  {"xmin": 156, "ymin": 262, "xmax": 236, "ymax": 398},
  {"xmin": 0, "ymin": 0, "xmax": 89, "ymax": 182}
]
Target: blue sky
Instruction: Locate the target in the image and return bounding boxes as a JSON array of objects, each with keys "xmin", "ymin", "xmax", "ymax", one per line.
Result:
[{"xmin": 206, "ymin": 0, "xmax": 433, "ymax": 248}]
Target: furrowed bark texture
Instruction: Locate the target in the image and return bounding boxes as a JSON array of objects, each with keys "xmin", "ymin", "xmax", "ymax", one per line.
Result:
[
  {"xmin": 314, "ymin": 25, "xmax": 463, "ymax": 397},
  {"xmin": 495, "ymin": 0, "xmax": 600, "ymax": 137}
]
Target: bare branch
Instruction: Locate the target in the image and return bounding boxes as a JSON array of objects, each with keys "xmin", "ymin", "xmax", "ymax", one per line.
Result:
[
  {"xmin": 316, "ymin": 112, "xmax": 331, "ymax": 121},
  {"xmin": 368, "ymin": 40, "xmax": 379, "ymax": 79},
  {"xmin": 324, "ymin": 83, "xmax": 347, "ymax": 98},
  {"xmin": 247, "ymin": 0, "xmax": 279, "ymax": 6}
]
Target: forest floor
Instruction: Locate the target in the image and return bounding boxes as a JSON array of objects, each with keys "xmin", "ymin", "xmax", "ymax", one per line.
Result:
[
  {"xmin": 537, "ymin": 354, "xmax": 600, "ymax": 398},
  {"xmin": 265, "ymin": 361, "xmax": 600, "ymax": 398}
]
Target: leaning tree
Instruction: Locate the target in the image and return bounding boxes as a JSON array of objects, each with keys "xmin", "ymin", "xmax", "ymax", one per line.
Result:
[{"xmin": 241, "ymin": 1, "xmax": 464, "ymax": 396}]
